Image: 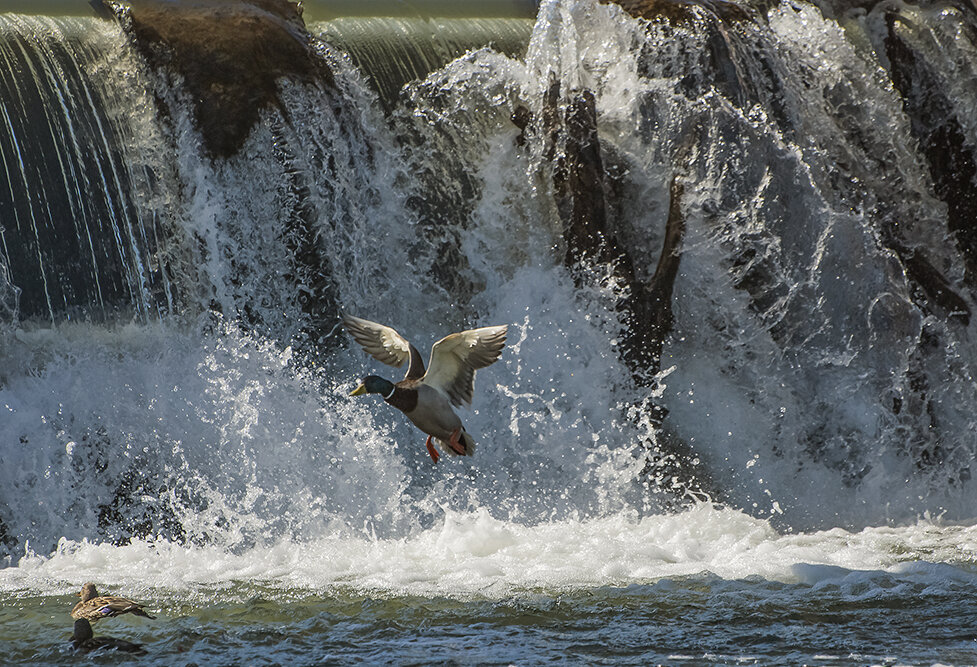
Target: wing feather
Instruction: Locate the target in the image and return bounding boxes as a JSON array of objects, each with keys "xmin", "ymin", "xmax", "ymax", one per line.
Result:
[
  {"xmin": 342, "ymin": 314, "xmax": 425, "ymax": 378},
  {"xmin": 421, "ymin": 325, "xmax": 507, "ymax": 407}
]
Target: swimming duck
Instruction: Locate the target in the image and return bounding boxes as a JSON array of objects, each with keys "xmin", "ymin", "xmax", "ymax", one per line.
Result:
[
  {"xmin": 70, "ymin": 618, "xmax": 147, "ymax": 655},
  {"xmin": 71, "ymin": 583, "xmax": 156, "ymax": 623},
  {"xmin": 344, "ymin": 314, "xmax": 507, "ymax": 463}
]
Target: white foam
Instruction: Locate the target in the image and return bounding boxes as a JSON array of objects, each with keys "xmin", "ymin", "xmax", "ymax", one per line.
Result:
[
  {"xmin": 4, "ymin": 0, "xmax": 977, "ymax": 582},
  {"xmin": 4, "ymin": 504, "xmax": 975, "ymax": 602}
]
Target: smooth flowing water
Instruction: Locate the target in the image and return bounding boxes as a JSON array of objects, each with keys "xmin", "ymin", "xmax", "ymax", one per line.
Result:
[{"xmin": 2, "ymin": 1, "xmax": 977, "ymax": 664}]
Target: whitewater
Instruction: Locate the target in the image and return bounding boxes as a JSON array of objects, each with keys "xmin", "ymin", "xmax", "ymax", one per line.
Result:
[{"xmin": 2, "ymin": 0, "xmax": 977, "ymax": 664}]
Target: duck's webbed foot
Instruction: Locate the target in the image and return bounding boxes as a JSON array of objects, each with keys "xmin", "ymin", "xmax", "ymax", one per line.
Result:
[
  {"xmin": 425, "ymin": 435, "xmax": 440, "ymax": 463},
  {"xmin": 447, "ymin": 428, "xmax": 466, "ymax": 456}
]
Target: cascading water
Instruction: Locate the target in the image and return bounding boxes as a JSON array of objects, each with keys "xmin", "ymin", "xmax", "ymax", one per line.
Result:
[
  {"xmin": 2, "ymin": 1, "xmax": 977, "ymax": 664},
  {"xmin": 313, "ymin": 17, "xmax": 534, "ymax": 109},
  {"xmin": 0, "ymin": 15, "xmax": 174, "ymax": 324}
]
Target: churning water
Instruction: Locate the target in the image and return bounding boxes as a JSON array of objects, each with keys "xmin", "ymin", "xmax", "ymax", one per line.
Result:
[{"xmin": 2, "ymin": 1, "xmax": 977, "ymax": 664}]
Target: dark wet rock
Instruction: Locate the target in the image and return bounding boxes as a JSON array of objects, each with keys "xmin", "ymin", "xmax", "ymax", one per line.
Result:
[
  {"xmin": 615, "ymin": 1, "xmax": 795, "ymax": 134},
  {"xmin": 0, "ymin": 511, "xmax": 13, "ymax": 559},
  {"xmin": 270, "ymin": 128, "xmax": 344, "ymax": 359},
  {"xmin": 117, "ymin": 0, "xmax": 332, "ymax": 159},
  {"xmin": 549, "ymin": 82, "xmax": 686, "ymax": 386},
  {"xmin": 893, "ymin": 322, "xmax": 970, "ymax": 484},
  {"xmin": 511, "ymin": 105, "xmax": 531, "ymax": 146},
  {"xmin": 539, "ymin": 79, "xmax": 710, "ymax": 502},
  {"xmin": 72, "ymin": 427, "xmax": 187, "ymax": 547},
  {"xmin": 882, "ymin": 232, "xmax": 971, "ymax": 325},
  {"xmin": 606, "ymin": 0, "xmax": 759, "ymax": 24},
  {"xmin": 97, "ymin": 467, "xmax": 189, "ymax": 548},
  {"xmin": 885, "ymin": 12, "xmax": 977, "ymax": 299},
  {"xmin": 614, "ymin": 0, "xmax": 977, "ymax": 21},
  {"xmin": 606, "ymin": 0, "xmax": 700, "ymax": 23},
  {"xmin": 813, "ymin": 0, "xmax": 977, "ymax": 21}
]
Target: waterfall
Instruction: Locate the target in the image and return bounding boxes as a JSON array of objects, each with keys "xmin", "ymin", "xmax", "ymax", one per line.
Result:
[
  {"xmin": 0, "ymin": 15, "xmax": 174, "ymax": 324},
  {"xmin": 312, "ymin": 18, "xmax": 534, "ymax": 109},
  {"xmin": 1, "ymin": 0, "xmax": 977, "ymax": 561}
]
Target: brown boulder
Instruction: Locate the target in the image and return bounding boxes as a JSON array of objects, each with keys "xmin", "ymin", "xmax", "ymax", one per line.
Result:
[
  {"xmin": 604, "ymin": 0, "xmax": 756, "ymax": 24},
  {"xmin": 606, "ymin": 0, "xmax": 698, "ymax": 22},
  {"xmin": 118, "ymin": 0, "xmax": 332, "ymax": 158}
]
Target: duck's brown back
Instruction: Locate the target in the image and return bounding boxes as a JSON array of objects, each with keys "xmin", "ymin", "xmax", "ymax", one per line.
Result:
[{"xmin": 71, "ymin": 596, "xmax": 155, "ymax": 622}]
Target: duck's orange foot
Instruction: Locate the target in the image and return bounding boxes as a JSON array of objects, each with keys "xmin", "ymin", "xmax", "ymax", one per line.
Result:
[
  {"xmin": 447, "ymin": 428, "xmax": 466, "ymax": 456},
  {"xmin": 425, "ymin": 436, "xmax": 440, "ymax": 463}
]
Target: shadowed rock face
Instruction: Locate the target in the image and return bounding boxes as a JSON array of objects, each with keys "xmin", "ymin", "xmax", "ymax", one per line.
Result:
[
  {"xmin": 537, "ymin": 80, "xmax": 702, "ymax": 504},
  {"xmin": 120, "ymin": 0, "xmax": 332, "ymax": 159},
  {"xmin": 605, "ymin": 0, "xmax": 759, "ymax": 23},
  {"xmin": 607, "ymin": 0, "xmax": 975, "ymax": 328},
  {"xmin": 814, "ymin": 0, "xmax": 977, "ymax": 19},
  {"xmin": 607, "ymin": 0, "xmax": 699, "ymax": 22},
  {"xmin": 551, "ymin": 84, "xmax": 687, "ymax": 385},
  {"xmin": 612, "ymin": 0, "xmax": 977, "ymax": 20},
  {"xmin": 886, "ymin": 12, "xmax": 977, "ymax": 299}
]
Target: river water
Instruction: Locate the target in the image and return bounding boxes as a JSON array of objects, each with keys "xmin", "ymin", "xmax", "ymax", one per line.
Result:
[
  {"xmin": 2, "ymin": 1, "xmax": 977, "ymax": 664},
  {"xmin": 3, "ymin": 507, "xmax": 977, "ymax": 664}
]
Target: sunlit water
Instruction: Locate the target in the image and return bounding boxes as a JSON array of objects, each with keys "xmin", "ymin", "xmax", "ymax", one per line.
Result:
[
  {"xmin": 3, "ymin": 0, "xmax": 977, "ymax": 664},
  {"xmin": 4, "ymin": 507, "xmax": 977, "ymax": 664}
]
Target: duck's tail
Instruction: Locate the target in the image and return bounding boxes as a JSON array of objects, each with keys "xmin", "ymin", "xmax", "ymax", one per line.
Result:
[
  {"xmin": 130, "ymin": 607, "xmax": 156, "ymax": 620},
  {"xmin": 441, "ymin": 428, "xmax": 476, "ymax": 457}
]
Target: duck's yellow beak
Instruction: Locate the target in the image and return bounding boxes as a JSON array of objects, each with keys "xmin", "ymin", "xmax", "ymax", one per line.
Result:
[{"xmin": 350, "ymin": 383, "xmax": 367, "ymax": 396}]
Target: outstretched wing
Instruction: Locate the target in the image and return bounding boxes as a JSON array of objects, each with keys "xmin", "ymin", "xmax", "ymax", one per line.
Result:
[
  {"xmin": 421, "ymin": 325, "xmax": 507, "ymax": 407},
  {"xmin": 342, "ymin": 314, "xmax": 425, "ymax": 379}
]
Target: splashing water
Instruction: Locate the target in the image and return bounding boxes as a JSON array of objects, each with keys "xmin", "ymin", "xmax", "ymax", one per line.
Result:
[{"xmin": 2, "ymin": 1, "xmax": 977, "ymax": 664}]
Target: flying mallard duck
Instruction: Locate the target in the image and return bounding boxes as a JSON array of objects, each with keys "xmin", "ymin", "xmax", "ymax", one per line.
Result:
[
  {"xmin": 344, "ymin": 314, "xmax": 507, "ymax": 463},
  {"xmin": 70, "ymin": 618, "xmax": 147, "ymax": 655},
  {"xmin": 71, "ymin": 583, "xmax": 156, "ymax": 623}
]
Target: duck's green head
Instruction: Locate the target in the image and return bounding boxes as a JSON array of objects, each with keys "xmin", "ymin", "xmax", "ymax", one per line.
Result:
[{"xmin": 350, "ymin": 375, "xmax": 395, "ymax": 397}]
